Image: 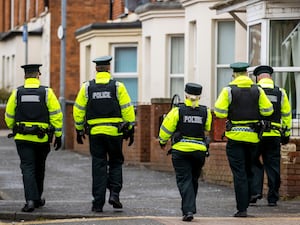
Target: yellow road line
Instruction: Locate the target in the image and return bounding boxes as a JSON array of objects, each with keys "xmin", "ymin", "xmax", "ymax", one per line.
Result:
[{"xmin": 4, "ymin": 216, "xmax": 300, "ymax": 225}]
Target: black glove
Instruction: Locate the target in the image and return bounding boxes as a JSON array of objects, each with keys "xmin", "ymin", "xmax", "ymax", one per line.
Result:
[
  {"xmin": 281, "ymin": 135, "xmax": 290, "ymax": 145},
  {"xmin": 126, "ymin": 127, "xmax": 135, "ymax": 146},
  {"xmin": 159, "ymin": 142, "xmax": 166, "ymax": 149},
  {"xmin": 76, "ymin": 129, "xmax": 85, "ymax": 144},
  {"xmin": 54, "ymin": 136, "xmax": 62, "ymax": 151}
]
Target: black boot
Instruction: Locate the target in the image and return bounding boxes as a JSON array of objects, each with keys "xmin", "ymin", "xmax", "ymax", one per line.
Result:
[
  {"xmin": 182, "ymin": 212, "xmax": 194, "ymax": 222},
  {"xmin": 91, "ymin": 205, "xmax": 103, "ymax": 212},
  {"xmin": 35, "ymin": 198, "xmax": 46, "ymax": 208},
  {"xmin": 109, "ymin": 192, "xmax": 123, "ymax": 209},
  {"xmin": 22, "ymin": 200, "xmax": 35, "ymax": 212}
]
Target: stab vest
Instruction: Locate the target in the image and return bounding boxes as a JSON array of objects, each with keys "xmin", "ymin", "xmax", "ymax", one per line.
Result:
[
  {"xmin": 86, "ymin": 79, "xmax": 121, "ymax": 120},
  {"xmin": 228, "ymin": 85, "xmax": 260, "ymax": 121},
  {"xmin": 261, "ymin": 86, "xmax": 281, "ymax": 123},
  {"xmin": 15, "ymin": 86, "xmax": 49, "ymax": 123},
  {"xmin": 176, "ymin": 105, "xmax": 207, "ymax": 139}
]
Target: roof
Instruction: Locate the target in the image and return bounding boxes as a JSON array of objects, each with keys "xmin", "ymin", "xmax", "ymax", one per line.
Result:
[
  {"xmin": 0, "ymin": 27, "xmax": 43, "ymax": 41},
  {"xmin": 75, "ymin": 21, "xmax": 142, "ymax": 37},
  {"xmin": 135, "ymin": 1, "xmax": 183, "ymax": 14},
  {"xmin": 210, "ymin": 0, "xmax": 252, "ymax": 14}
]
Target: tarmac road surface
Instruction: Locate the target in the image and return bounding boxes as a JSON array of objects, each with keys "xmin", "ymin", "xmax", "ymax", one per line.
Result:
[{"xmin": 0, "ymin": 131, "xmax": 299, "ymax": 225}]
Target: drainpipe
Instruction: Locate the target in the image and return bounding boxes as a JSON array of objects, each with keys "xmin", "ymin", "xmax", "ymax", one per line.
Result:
[
  {"xmin": 110, "ymin": 0, "xmax": 113, "ymax": 20},
  {"xmin": 59, "ymin": 0, "xmax": 66, "ymax": 149}
]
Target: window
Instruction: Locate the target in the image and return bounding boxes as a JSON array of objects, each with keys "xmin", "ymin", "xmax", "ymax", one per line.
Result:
[
  {"xmin": 269, "ymin": 20, "xmax": 300, "ymax": 117},
  {"xmin": 170, "ymin": 36, "xmax": 184, "ymax": 99},
  {"xmin": 216, "ymin": 21, "xmax": 235, "ymax": 97},
  {"xmin": 112, "ymin": 45, "xmax": 138, "ymax": 104}
]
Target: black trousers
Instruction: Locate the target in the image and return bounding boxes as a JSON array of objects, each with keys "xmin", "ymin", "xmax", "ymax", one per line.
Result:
[
  {"xmin": 226, "ymin": 139, "xmax": 258, "ymax": 212},
  {"xmin": 171, "ymin": 149, "xmax": 206, "ymax": 215},
  {"xmin": 251, "ymin": 136, "xmax": 281, "ymax": 203},
  {"xmin": 15, "ymin": 140, "xmax": 50, "ymax": 202},
  {"xmin": 89, "ymin": 134, "xmax": 124, "ymax": 207}
]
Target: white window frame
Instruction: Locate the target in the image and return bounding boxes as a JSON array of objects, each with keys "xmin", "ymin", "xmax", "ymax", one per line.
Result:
[
  {"xmin": 111, "ymin": 44, "xmax": 138, "ymax": 79},
  {"xmin": 215, "ymin": 20, "xmax": 235, "ymax": 99},
  {"xmin": 248, "ymin": 19, "xmax": 300, "ymax": 133},
  {"xmin": 168, "ymin": 35, "xmax": 184, "ymax": 99}
]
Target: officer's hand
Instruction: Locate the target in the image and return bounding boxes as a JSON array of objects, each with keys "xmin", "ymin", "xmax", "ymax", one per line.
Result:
[
  {"xmin": 76, "ymin": 129, "xmax": 85, "ymax": 144},
  {"xmin": 159, "ymin": 142, "xmax": 166, "ymax": 150},
  {"xmin": 54, "ymin": 136, "xmax": 62, "ymax": 151},
  {"xmin": 128, "ymin": 133, "xmax": 134, "ymax": 146},
  {"xmin": 123, "ymin": 126, "xmax": 134, "ymax": 146},
  {"xmin": 281, "ymin": 135, "xmax": 290, "ymax": 145},
  {"xmin": 205, "ymin": 150, "xmax": 210, "ymax": 157}
]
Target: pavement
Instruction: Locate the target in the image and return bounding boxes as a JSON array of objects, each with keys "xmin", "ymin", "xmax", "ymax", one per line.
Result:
[{"xmin": 0, "ymin": 129, "xmax": 300, "ymax": 225}]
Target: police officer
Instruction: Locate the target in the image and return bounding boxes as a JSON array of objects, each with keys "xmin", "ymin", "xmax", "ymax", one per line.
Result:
[
  {"xmin": 214, "ymin": 62, "xmax": 273, "ymax": 217},
  {"xmin": 73, "ymin": 56, "xmax": 135, "ymax": 212},
  {"xmin": 159, "ymin": 83, "xmax": 212, "ymax": 222},
  {"xmin": 5, "ymin": 64, "xmax": 63, "ymax": 212},
  {"xmin": 250, "ymin": 65, "xmax": 292, "ymax": 206}
]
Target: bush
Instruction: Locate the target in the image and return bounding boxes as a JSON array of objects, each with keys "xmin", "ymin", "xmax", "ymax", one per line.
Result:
[{"xmin": 0, "ymin": 88, "xmax": 11, "ymax": 103}]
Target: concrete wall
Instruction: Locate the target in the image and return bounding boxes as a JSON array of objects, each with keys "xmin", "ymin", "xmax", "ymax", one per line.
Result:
[
  {"xmin": 138, "ymin": 9, "xmax": 185, "ymax": 102},
  {"xmin": 183, "ymin": 1, "xmax": 247, "ymax": 107}
]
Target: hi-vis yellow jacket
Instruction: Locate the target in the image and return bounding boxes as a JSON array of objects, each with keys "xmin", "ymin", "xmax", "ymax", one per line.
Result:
[
  {"xmin": 73, "ymin": 72, "xmax": 135, "ymax": 136},
  {"xmin": 5, "ymin": 78, "xmax": 63, "ymax": 143},
  {"xmin": 214, "ymin": 75, "xmax": 273, "ymax": 143},
  {"xmin": 158, "ymin": 98, "xmax": 212, "ymax": 152},
  {"xmin": 258, "ymin": 78, "xmax": 292, "ymax": 137}
]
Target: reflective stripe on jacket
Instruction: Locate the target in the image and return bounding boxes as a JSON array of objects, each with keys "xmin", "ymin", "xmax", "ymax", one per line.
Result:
[
  {"xmin": 5, "ymin": 78, "xmax": 63, "ymax": 143},
  {"xmin": 73, "ymin": 72, "xmax": 135, "ymax": 136},
  {"xmin": 214, "ymin": 75, "xmax": 273, "ymax": 143},
  {"xmin": 159, "ymin": 99, "xmax": 212, "ymax": 152},
  {"xmin": 258, "ymin": 78, "xmax": 292, "ymax": 137}
]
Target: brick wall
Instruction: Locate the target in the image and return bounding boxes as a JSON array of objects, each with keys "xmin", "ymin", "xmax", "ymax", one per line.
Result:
[
  {"xmin": 1, "ymin": 99, "xmax": 300, "ymax": 198},
  {"xmin": 203, "ymin": 142, "xmax": 233, "ymax": 187},
  {"xmin": 280, "ymin": 145, "xmax": 300, "ymax": 198},
  {"xmin": 19, "ymin": 0, "xmax": 26, "ymax": 26},
  {"xmin": 68, "ymin": 101, "xmax": 300, "ymax": 198},
  {"xmin": 149, "ymin": 99, "xmax": 174, "ymax": 171},
  {"xmin": 4, "ymin": 0, "xmax": 10, "ymax": 31},
  {"xmin": 113, "ymin": 0, "xmax": 124, "ymax": 19},
  {"xmin": 124, "ymin": 105, "xmax": 151, "ymax": 163},
  {"xmin": 0, "ymin": 0, "xmax": 3, "ymax": 31}
]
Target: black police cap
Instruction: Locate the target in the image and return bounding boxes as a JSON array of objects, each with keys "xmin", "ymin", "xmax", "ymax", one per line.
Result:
[
  {"xmin": 21, "ymin": 64, "xmax": 42, "ymax": 74},
  {"xmin": 92, "ymin": 56, "xmax": 112, "ymax": 66},
  {"xmin": 185, "ymin": 83, "xmax": 202, "ymax": 95},
  {"xmin": 253, "ymin": 65, "xmax": 273, "ymax": 76},
  {"xmin": 230, "ymin": 62, "xmax": 249, "ymax": 72}
]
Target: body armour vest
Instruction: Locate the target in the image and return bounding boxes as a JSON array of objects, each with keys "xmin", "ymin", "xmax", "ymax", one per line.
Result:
[
  {"xmin": 228, "ymin": 85, "xmax": 260, "ymax": 121},
  {"xmin": 261, "ymin": 86, "xmax": 281, "ymax": 123},
  {"xmin": 177, "ymin": 105, "xmax": 207, "ymax": 139},
  {"xmin": 86, "ymin": 79, "xmax": 121, "ymax": 120},
  {"xmin": 15, "ymin": 86, "xmax": 49, "ymax": 123}
]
